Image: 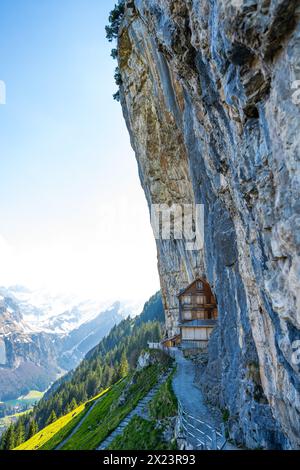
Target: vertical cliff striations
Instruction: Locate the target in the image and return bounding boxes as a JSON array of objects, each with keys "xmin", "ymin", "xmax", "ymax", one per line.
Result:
[{"xmin": 118, "ymin": 0, "xmax": 300, "ymax": 449}]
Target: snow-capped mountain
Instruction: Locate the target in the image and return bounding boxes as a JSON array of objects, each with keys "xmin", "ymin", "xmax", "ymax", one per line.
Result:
[
  {"xmin": 0, "ymin": 286, "xmax": 142, "ymax": 401},
  {"xmin": 0, "ymin": 285, "xmax": 142, "ymax": 335}
]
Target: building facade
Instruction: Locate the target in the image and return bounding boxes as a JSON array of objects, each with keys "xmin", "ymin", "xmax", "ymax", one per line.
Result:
[{"xmin": 178, "ymin": 278, "xmax": 218, "ymax": 349}]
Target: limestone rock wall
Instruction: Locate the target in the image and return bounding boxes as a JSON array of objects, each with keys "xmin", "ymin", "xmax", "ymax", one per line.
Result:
[{"xmin": 118, "ymin": 0, "xmax": 300, "ymax": 449}]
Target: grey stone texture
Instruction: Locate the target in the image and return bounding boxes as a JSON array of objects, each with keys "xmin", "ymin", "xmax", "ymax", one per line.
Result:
[{"xmin": 118, "ymin": 0, "xmax": 300, "ymax": 449}]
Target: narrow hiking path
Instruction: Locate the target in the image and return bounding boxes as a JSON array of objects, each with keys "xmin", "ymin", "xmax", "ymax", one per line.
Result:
[
  {"xmin": 172, "ymin": 349, "xmax": 237, "ymax": 450},
  {"xmin": 55, "ymin": 397, "xmax": 102, "ymax": 450},
  {"xmin": 97, "ymin": 369, "xmax": 172, "ymax": 450},
  {"xmin": 172, "ymin": 350, "xmax": 220, "ymax": 427}
]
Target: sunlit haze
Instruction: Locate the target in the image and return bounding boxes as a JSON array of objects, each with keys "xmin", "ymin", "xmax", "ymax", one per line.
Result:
[{"xmin": 0, "ymin": 0, "xmax": 159, "ymax": 304}]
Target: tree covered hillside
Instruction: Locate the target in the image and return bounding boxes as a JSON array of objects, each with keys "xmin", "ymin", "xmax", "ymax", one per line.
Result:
[{"xmin": 0, "ymin": 292, "xmax": 164, "ymax": 450}]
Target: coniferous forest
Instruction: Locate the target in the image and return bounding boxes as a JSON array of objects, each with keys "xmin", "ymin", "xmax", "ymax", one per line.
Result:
[{"xmin": 0, "ymin": 292, "xmax": 164, "ymax": 450}]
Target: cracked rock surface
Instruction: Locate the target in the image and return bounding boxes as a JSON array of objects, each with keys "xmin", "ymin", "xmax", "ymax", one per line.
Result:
[{"xmin": 118, "ymin": 0, "xmax": 300, "ymax": 449}]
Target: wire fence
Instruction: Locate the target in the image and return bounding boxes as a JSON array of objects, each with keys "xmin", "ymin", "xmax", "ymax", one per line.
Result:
[
  {"xmin": 178, "ymin": 400, "xmax": 227, "ymax": 450},
  {"xmin": 148, "ymin": 342, "xmax": 227, "ymax": 450}
]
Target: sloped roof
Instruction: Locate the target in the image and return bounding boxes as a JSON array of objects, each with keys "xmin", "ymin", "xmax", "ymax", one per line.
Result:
[
  {"xmin": 161, "ymin": 334, "xmax": 180, "ymax": 344},
  {"xmin": 177, "ymin": 277, "xmax": 208, "ymax": 297}
]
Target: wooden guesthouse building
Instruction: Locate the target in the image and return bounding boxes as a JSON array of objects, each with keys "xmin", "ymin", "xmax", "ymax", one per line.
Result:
[{"xmin": 177, "ymin": 278, "xmax": 218, "ymax": 349}]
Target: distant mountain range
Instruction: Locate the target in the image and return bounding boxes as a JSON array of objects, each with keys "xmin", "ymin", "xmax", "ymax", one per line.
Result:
[{"xmin": 0, "ymin": 286, "xmax": 142, "ymax": 401}]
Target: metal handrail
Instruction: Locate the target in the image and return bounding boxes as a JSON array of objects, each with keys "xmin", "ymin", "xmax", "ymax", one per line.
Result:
[{"xmin": 178, "ymin": 400, "xmax": 227, "ymax": 450}]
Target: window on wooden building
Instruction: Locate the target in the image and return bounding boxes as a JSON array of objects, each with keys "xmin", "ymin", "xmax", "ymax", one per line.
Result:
[
  {"xmin": 196, "ymin": 295, "xmax": 206, "ymax": 304},
  {"xmin": 183, "ymin": 295, "xmax": 191, "ymax": 304}
]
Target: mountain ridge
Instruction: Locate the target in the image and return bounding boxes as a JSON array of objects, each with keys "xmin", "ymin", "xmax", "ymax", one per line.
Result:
[
  {"xmin": 0, "ymin": 291, "xmax": 164, "ymax": 449},
  {"xmin": 0, "ymin": 289, "xmax": 127, "ymax": 401}
]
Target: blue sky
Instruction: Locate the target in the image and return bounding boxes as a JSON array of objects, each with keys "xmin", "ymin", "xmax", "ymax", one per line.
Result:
[{"xmin": 0, "ymin": 0, "xmax": 159, "ymax": 303}]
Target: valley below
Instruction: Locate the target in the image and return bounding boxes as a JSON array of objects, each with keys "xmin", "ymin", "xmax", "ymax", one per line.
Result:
[{"xmin": 0, "ymin": 285, "xmax": 137, "ymax": 403}]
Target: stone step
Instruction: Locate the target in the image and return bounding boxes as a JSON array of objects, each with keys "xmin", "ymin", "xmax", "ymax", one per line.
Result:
[{"xmin": 97, "ymin": 369, "xmax": 173, "ymax": 450}]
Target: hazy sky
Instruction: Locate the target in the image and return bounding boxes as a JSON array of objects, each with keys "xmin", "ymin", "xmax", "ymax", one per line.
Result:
[{"xmin": 0, "ymin": 0, "xmax": 159, "ymax": 303}]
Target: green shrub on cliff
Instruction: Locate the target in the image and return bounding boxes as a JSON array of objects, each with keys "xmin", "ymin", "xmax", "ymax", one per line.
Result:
[
  {"xmin": 105, "ymin": 1, "xmax": 125, "ymax": 101},
  {"xmin": 105, "ymin": 1, "xmax": 125, "ymax": 43}
]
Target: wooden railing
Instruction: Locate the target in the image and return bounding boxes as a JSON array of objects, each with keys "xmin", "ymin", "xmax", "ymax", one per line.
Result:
[
  {"xmin": 181, "ymin": 303, "xmax": 216, "ymax": 309},
  {"xmin": 148, "ymin": 342, "xmax": 176, "ymax": 358},
  {"xmin": 178, "ymin": 400, "xmax": 227, "ymax": 450}
]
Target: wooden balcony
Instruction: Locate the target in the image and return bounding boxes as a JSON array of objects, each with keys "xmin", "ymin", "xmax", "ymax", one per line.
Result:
[
  {"xmin": 181, "ymin": 303, "xmax": 216, "ymax": 309},
  {"xmin": 179, "ymin": 319, "xmax": 217, "ymax": 327}
]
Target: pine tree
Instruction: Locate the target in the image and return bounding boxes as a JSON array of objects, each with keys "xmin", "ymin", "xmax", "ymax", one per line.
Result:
[
  {"xmin": 28, "ymin": 418, "xmax": 38, "ymax": 438},
  {"xmin": 5, "ymin": 425, "xmax": 16, "ymax": 450},
  {"xmin": 1, "ymin": 425, "xmax": 15, "ymax": 450},
  {"xmin": 82, "ymin": 390, "xmax": 88, "ymax": 403},
  {"xmin": 56, "ymin": 397, "xmax": 63, "ymax": 417},
  {"xmin": 119, "ymin": 351, "xmax": 129, "ymax": 377},
  {"xmin": 70, "ymin": 398, "xmax": 78, "ymax": 411},
  {"xmin": 105, "ymin": 1, "xmax": 125, "ymax": 42},
  {"xmin": 65, "ymin": 403, "xmax": 71, "ymax": 414},
  {"xmin": 46, "ymin": 410, "xmax": 57, "ymax": 425},
  {"xmin": 14, "ymin": 419, "xmax": 26, "ymax": 447},
  {"xmin": 87, "ymin": 373, "xmax": 98, "ymax": 397}
]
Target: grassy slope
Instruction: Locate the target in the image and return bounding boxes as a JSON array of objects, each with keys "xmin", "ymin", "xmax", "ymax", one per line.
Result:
[
  {"xmin": 14, "ymin": 357, "xmax": 170, "ymax": 451},
  {"xmin": 61, "ymin": 364, "xmax": 163, "ymax": 450},
  {"xmin": 15, "ymin": 389, "xmax": 108, "ymax": 451},
  {"xmin": 19, "ymin": 390, "xmax": 44, "ymax": 400},
  {"xmin": 149, "ymin": 369, "xmax": 177, "ymax": 419},
  {"xmin": 15, "ymin": 405, "xmax": 86, "ymax": 450},
  {"xmin": 2, "ymin": 390, "xmax": 44, "ymax": 409},
  {"xmin": 108, "ymin": 369, "xmax": 178, "ymax": 450},
  {"xmin": 107, "ymin": 416, "xmax": 172, "ymax": 450}
]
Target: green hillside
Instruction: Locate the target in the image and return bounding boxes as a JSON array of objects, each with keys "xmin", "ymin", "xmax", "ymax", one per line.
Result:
[
  {"xmin": 108, "ymin": 371, "xmax": 178, "ymax": 450},
  {"xmin": 60, "ymin": 364, "xmax": 163, "ymax": 450},
  {"xmin": 15, "ymin": 400, "xmax": 90, "ymax": 450},
  {"xmin": 1, "ymin": 292, "xmax": 164, "ymax": 450},
  {"xmin": 14, "ymin": 361, "xmax": 170, "ymax": 451}
]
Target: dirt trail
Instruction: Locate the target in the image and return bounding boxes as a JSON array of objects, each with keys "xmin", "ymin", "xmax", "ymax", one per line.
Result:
[{"xmin": 55, "ymin": 398, "xmax": 101, "ymax": 450}]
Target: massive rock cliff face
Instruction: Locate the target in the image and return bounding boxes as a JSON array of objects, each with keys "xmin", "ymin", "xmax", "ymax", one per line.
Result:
[{"xmin": 118, "ymin": 0, "xmax": 300, "ymax": 449}]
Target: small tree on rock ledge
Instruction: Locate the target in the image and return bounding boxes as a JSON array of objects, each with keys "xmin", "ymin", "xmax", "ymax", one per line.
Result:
[
  {"xmin": 105, "ymin": 1, "xmax": 125, "ymax": 43},
  {"xmin": 105, "ymin": 0, "xmax": 125, "ymax": 101}
]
